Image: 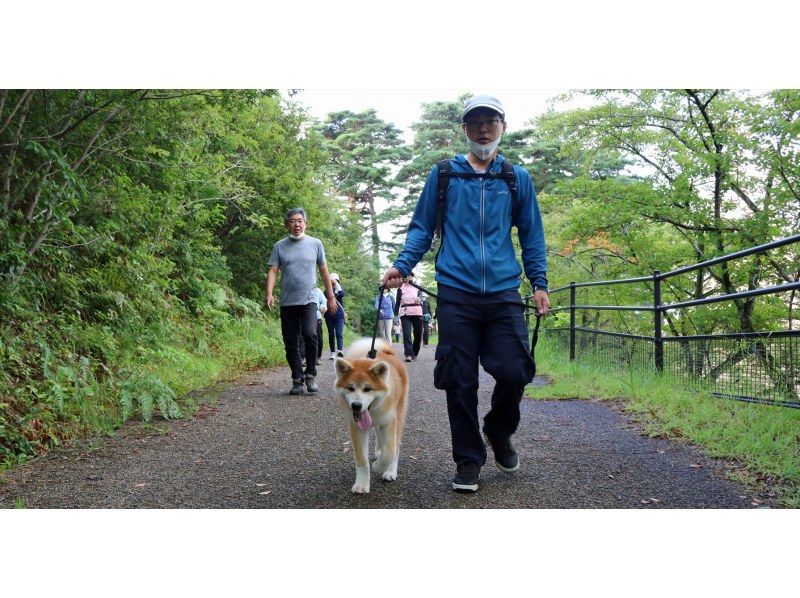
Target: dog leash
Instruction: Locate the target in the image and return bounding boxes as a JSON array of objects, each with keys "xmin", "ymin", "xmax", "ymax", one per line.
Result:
[
  {"xmin": 368, "ymin": 285, "xmax": 387, "ymax": 359},
  {"xmin": 369, "ymin": 279, "xmax": 542, "ymax": 367}
]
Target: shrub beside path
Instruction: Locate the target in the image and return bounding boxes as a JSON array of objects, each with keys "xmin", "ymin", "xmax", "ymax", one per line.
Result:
[{"xmin": 0, "ymin": 342, "xmax": 772, "ymax": 508}]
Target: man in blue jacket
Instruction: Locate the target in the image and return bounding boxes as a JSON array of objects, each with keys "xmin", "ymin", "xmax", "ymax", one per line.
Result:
[{"xmin": 381, "ymin": 94, "xmax": 550, "ymax": 492}]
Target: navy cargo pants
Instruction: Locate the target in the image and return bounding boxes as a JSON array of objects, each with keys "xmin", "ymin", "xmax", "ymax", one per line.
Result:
[{"xmin": 433, "ymin": 284, "xmax": 536, "ymax": 468}]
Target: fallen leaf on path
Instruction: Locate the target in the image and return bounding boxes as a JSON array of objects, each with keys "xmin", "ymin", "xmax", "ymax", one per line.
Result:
[
  {"xmin": 134, "ymin": 483, "xmax": 146, "ymax": 487},
  {"xmin": 649, "ymin": 497, "xmax": 660, "ymax": 502},
  {"xmin": 656, "ymin": 449, "xmax": 666, "ymax": 454},
  {"xmin": 689, "ymin": 463, "xmax": 703, "ymax": 468},
  {"xmin": 255, "ymin": 483, "xmax": 267, "ymax": 487},
  {"xmin": 259, "ymin": 491, "xmax": 271, "ymax": 495},
  {"xmin": 410, "ymin": 455, "xmax": 417, "ymax": 460},
  {"xmin": 607, "ymin": 474, "xmax": 614, "ymax": 479}
]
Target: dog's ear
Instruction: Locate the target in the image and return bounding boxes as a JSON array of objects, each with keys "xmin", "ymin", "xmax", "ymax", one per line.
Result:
[
  {"xmin": 334, "ymin": 357, "xmax": 352, "ymax": 378},
  {"xmin": 369, "ymin": 360, "xmax": 389, "ymax": 380}
]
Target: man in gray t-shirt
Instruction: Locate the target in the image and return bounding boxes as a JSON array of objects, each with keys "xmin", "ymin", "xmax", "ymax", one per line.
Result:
[{"xmin": 266, "ymin": 208, "xmax": 337, "ymax": 395}]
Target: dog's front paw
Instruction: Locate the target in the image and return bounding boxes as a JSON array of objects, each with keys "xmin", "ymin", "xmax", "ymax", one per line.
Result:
[
  {"xmin": 351, "ymin": 481, "xmax": 370, "ymax": 494},
  {"xmin": 381, "ymin": 471, "xmax": 397, "ymax": 482}
]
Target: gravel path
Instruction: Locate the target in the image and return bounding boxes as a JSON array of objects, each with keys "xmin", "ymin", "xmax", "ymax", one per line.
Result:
[{"xmin": 0, "ymin": 342, "xmax": 770, "ymax": 508}]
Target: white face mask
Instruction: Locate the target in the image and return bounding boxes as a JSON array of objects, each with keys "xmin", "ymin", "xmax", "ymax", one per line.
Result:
[
  {"xmin": 467, "ymin": 133, "xmax": 501, "ymax": 161},
  {"xmin": 289, "ymin": 232, "xmax": 306, "ymax": 240}
]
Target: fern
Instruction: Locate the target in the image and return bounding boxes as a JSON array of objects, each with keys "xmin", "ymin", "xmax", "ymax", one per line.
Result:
[
  {"xmin": 120, "ymin": 387, "xmax": 134, "ymax": 421},
  {"xmin": 119, "ymin": 373, "xmax": 182, "ymax": 423},
  {"xmin": 138, "ymin": 391, "xmax": 154, "ymax": 423}
]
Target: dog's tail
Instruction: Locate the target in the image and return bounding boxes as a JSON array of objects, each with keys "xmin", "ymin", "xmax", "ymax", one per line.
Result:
[{"xmin": 343, "ymin": 337, "xmax": 394, "ymax": 359}]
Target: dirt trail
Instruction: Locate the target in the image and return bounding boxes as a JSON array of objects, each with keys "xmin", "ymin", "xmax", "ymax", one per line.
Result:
[{"xmin": 0, "ymin": 342, "xmax": 769, "ymax": 508}]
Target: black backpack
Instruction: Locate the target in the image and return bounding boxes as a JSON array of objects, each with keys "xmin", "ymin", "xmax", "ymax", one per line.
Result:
[{"xmin": 433, "ymin": 157, "xmax": 518, "ymax": 251}]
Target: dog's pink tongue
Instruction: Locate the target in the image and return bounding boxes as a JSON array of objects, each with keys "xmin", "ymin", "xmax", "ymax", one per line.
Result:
[{"xmin": 356, "ymin": 410, "xmax": 372, "ymax": 432}]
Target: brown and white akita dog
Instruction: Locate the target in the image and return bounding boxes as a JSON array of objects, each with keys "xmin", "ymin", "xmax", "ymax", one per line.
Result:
[{"xmin": 334, "ymin": 338, "xmax": 409, "ymax": 494}]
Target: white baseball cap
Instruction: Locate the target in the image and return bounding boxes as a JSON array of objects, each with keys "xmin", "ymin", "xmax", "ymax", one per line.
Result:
[
  {"xmin": 330, "ymin": 272, "xmax": 340, "ymax": 282},
  {"xmin": 461, "ymin": 94, "xmax": 505, "ymax": 122}
]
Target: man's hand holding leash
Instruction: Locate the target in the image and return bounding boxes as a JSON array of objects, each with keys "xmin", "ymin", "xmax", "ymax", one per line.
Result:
[
  {"xmin": 533, "ymin": 288, "xmax": 550, "ymax": 316},
  {"xmin": 381, "ymin": 267, "xmax": 405, "ymax": 289}
]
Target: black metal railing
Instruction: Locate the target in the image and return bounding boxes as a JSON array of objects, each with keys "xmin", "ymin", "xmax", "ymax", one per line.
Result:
[{"xmin": 529, "ymin": 233, "xmax": 800, "ymax": 408}]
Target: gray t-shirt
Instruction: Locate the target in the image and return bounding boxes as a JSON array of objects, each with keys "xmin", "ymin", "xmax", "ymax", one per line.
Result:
[{"xmin": 268, "ymin": 235, "xmax": 327, "ymax": 306}]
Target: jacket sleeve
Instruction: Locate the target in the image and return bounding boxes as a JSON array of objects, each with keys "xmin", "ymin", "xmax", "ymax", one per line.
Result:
[
  {"xmin": 513, "ymin": 166, "xmax": 548, "ymax": 291},
  {"xmin": 392, "ymin": 166, "xmax": 440, "ymax": 277}
]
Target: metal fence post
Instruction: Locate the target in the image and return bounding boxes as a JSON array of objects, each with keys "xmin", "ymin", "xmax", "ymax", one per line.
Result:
[
  {"xmin": 569, "ymin": 282, "xmax": 576, "ymax": 361},
  {"xmin": 653, "ymin": 270, "xmax": 663, "ymax": 371}
]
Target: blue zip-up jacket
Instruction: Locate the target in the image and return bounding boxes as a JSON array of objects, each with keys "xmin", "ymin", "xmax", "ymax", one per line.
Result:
[{"xmin": 393, "ymin": 154, "xmax": 548, "ymax": 295}]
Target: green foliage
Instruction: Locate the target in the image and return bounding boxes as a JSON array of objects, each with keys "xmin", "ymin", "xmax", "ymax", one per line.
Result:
[
  {"xmin": 316, "ymin": 109, "xmax": 410, "ymax": 268},
  {"xmin": 119, "ymin": 373, "xmax": 181, "ymax": 423},
  {"xmin": 0, "ymin": 89, "xmax": 368, "ymax": 467},
  {"xmin": 538, "ymin": 90, "xmax": 799, "ymax": 340}
]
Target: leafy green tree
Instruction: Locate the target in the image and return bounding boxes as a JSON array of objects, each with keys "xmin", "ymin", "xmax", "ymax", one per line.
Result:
[
  {"xmin": 317, "ymin": 109, "xmax": 409, "ymax": 269},
  {"xmin": 538, "ymin": 90, "xmax": 800, "ymax": 392},
  {"xmin": 540, "ymin": 90, "xmax": 799, "ymax": 328}
]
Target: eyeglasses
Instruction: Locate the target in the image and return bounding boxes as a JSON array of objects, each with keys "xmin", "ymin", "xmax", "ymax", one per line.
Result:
[{"xmin": 464, "ymin": 118, "xmax": 502, "ymax": 130}]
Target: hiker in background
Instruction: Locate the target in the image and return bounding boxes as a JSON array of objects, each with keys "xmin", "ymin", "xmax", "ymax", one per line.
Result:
[
  {"xmin": 392, "ymin": 317, "xmax": 402, "ymax": 343},
  {"xmin": 374, "ymin": 286, "xmax": 395, "ymax": 344},
  {"xmin": 420, "ymin": 291, "xmax": 432, "ymax": 346},
  {"xmin": 300, "ymin": 287, "xmax": 327, "ymax": 365},
  {"xmin": 325, "ymin": 272, "xmax": 346, "ymax": 359},
  {"xmin": 381, "ymin": 94, "xmax": 549, "ymax": 493},
  {"xmin": 395, "ymin": 271, "xmax": 423, "ymax": 362},
  {"xmin": 266, "ymin": 208, "xmax": 337, "ymax": 395}
]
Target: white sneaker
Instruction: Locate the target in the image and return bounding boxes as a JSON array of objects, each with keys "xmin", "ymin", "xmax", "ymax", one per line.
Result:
[{"xmin": 330, "ymin": 352, "xmax": 336, "ymax": 360}]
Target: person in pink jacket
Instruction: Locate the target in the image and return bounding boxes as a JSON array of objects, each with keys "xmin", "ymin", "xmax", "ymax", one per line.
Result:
[{"xmin": 395, "ymin": 271, "xmax": 423, "ymax": 362}]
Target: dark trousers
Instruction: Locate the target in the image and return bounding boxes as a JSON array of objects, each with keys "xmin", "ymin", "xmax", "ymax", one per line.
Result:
[
  {"xmin": 401, "ymin": 315, "xmax": 423, "ymax": 357},
  {"xmin": 325, "ymin": 314, "xmax": 344, "ymax": 352},
  {"xmin": 422, "ymin": 319, "xmax": 431, "ymax": 345},
  {"xmin": 433, "ymin": 284, "xmax": 536, "ymax": 467},
  {"xmin": 280, "ymin": 303, "xmax": 318, "ymax": 381},
  {"xmin": 298, "ymin": 319, "xmax": 324, "ymax": 360}
]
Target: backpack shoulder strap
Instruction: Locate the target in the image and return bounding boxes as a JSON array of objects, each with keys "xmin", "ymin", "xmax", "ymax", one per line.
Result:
[
  {"xmin": 435, "ymin": 159, "xmax": 451, "ymax": 243},
  {"xmin": 501, "ymin": 158, "xmax": 518, "ymax": 203}
]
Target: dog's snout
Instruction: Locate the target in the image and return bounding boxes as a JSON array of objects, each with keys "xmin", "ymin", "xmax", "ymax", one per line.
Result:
[{"xmin": 351, "ymin": 401, "xmax": 362, "ymax": 412}]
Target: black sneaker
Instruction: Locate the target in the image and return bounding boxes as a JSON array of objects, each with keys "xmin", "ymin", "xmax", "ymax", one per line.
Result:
[
  {"xmin": 484, "ymin": 433, "xmax": 519, "ymax": 472},
  {"xmin": 452, "ymin": 462, "xmax": 480, "ymax": 492},
  {"xmin": 305, "ymin": 375, "xmax": 318, "ymax": 394},
  {"xmin": 289, "ymin": 379, "xmax": 305, "ymax": 395}
]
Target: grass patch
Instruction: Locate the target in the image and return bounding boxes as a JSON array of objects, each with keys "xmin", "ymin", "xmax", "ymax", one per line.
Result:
[{"xmin": 528, "ymin": 339, "xmax": 800, "ymax": 507}]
